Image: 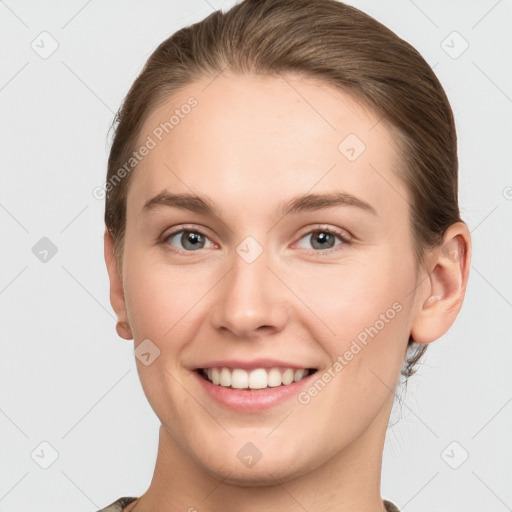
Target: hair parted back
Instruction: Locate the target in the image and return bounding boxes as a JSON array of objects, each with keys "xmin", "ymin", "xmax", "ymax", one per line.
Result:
[{"xmin": 105, "ymin": 0, "xmax": 463, "ymax": 378}]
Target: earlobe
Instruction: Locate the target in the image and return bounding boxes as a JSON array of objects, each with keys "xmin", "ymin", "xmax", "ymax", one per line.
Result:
[
  {"xmin": 410, "ymin": 222, "xmax": 471, "ymax": 345},
  {"xmin": 104, "ymin": 229, "xmax": 133, "ymax": 340},
  {"xmin": 116, "ymin": 321, "xmax": 133, "ymax": 340}
]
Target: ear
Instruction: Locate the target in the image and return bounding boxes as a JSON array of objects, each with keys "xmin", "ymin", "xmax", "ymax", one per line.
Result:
[
  {"xmin": 410, "ymin": 222, "xmax": 471, "ymax": 344},
  {"xmin": 104, "ymin": 228, "xmax": 133, "ymax": 340}
]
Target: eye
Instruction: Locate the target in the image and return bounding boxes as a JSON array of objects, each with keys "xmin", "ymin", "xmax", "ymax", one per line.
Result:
[
  {"xmin": 164, "ymin": 229, "xmax": 214, "ymax": 252},
  {"xmin": 295, "ymin": 228, "xmax": 350, "ymax": 251}
]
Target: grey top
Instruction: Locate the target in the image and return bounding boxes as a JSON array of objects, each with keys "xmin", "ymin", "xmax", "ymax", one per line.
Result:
[{"xmin": 96, "ymin": 496, "xmax": 400, "ymax": 511}]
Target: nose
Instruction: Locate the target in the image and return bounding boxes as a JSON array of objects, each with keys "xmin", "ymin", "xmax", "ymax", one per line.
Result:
[{"xmin": 210, "ymin": 248, "xmax": 289, "ymax": 338}]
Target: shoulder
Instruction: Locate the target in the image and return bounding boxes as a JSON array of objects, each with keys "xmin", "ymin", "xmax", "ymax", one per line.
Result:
[
  {"xmin": 95, "ymin": 497, "xmax": 138, "ymax": 512},
  {"xmin": 384, "ymin": 500, "xmax": 401, "ymax": 512}
]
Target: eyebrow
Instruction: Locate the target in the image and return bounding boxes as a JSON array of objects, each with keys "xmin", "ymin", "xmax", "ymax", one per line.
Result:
[{"xmin": 142, "ymin": 191, "xmax": 378, "ymax": 217}]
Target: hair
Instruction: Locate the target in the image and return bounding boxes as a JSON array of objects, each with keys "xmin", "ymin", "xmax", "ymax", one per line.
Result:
[{"xmin": 104, "ymin": 0, "xmax": 463, "ymax": 378}]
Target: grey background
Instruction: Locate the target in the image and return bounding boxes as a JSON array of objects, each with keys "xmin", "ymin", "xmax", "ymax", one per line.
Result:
[{"xmin": 0, "ymin": 1, "xmax": 511, "ymax": 511}]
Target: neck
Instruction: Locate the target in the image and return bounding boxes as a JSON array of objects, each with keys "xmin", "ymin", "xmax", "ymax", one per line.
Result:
[{"xmin": 133, "ymin": 397, "xmax": 393, "ymax": 512}]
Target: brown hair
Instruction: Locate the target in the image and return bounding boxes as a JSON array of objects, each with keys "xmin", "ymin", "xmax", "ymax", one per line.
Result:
[{"xmin": 105, "ymin": 0, "xmax": 463, "ymax": 378}]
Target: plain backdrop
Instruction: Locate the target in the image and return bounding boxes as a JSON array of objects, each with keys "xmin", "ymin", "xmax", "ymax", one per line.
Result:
[{"xmin": 0, "ymin": 1, "xmax": 511, "ymax": 511}]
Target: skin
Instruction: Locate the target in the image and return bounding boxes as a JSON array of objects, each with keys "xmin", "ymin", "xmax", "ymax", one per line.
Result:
[{"xmin": 104, "ymin": 72, "xmax": 471, "ymax": 512}]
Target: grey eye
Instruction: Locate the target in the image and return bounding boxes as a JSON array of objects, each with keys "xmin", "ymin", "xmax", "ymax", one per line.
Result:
[
  {"xmin": 296, "ymin": 230, "xmax": 343, "ymax": 251},
  {"xmin": 168, "ymin": 230, "xmax": 211, "ymax": 251}
]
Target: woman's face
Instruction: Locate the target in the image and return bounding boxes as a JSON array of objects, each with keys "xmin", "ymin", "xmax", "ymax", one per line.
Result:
[{"xmin": 117, "ymin": 73, "xmax": 426, "ymax": 483}]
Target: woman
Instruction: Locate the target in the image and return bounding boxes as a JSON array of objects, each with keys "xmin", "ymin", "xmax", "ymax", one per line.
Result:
[{"xmin": 100, "ymin": 0, "xmax": 471, "ymax": 510}]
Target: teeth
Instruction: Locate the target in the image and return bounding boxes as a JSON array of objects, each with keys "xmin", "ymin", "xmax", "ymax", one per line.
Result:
[
  {"xmin": 267, "ymin": 368, "xmax": 282, "ymax": 387},
  {"xmin": 220, "ymin": 367, "xmax": 231, "ymax": 387},
  {"xmin": 282, "ymin": 368, "xmax": 294, "ymax": 385},
  {"xmin": 248, "ymin": 368, "xmax": 267, "ymax": 389},
  {"xmin": 294, "ymin": 369, "xmax": 305, "ymax": 381},
  {"xmin": 201, "ymin": 367, "xmax": 311, "ymax": 390},
  {"xmin": 231, "ymin": 368, "xmax": 248, "ymax": 389}
]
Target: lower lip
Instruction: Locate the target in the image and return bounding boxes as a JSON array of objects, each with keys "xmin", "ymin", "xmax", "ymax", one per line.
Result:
[{"xmin": 194, "ymin": 370, "xmax": 315, "ymax": 412}]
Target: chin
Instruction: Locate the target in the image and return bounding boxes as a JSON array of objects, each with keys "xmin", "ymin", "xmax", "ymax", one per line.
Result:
[
  {"xmin": 201, "ymin": 459, "xmax": 307, "ymax": 487},
  {"xmin": 190, "ymin": 438, "xmax": 320, "ymax": 487}
]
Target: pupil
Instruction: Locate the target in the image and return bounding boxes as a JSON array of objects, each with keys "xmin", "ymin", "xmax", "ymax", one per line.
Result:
[
  {"xmin": 182, "ymin": 231, "xmax": 204, "ymax": 250},
  {"xmin": 312, "ymin": 231, "xmax": 334, "ymax": 250}
]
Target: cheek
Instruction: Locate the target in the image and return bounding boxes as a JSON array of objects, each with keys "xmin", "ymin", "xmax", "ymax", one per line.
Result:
[
  {"xmin": 291, "ymin": 258, "xmax": 412, "ymax": 440},
  {"xmin": 291, "ymin": 254, "xmax": 411, "ymax": 338},
  {"xmin": 287, "ymin": 251, "xmax": 415, "ymax": 405},
  {"xmin": 122, "ymin": 247, "xmax": 215, "ymax": 342}
]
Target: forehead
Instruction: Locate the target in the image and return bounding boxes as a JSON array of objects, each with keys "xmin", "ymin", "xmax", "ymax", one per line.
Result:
[{"xmin": 127, "ymin": 72, "xmax": 408, "ymax": 220}]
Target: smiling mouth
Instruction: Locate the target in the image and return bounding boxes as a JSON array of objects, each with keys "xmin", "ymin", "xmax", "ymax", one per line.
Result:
[{"xmin": 197, "ymin": 367, "xmax": 317, "ymax": 390}]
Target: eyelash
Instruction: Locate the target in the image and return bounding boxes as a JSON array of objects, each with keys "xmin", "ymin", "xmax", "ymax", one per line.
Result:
[{"xmin": 159, "ymin": 224, "xmax": 352, "ymax": 256}]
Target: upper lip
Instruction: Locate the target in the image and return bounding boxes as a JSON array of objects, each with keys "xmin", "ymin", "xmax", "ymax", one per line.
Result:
[{"xmin": 194, "ymin": 359, "xmax": 316, "ymax": 371}]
